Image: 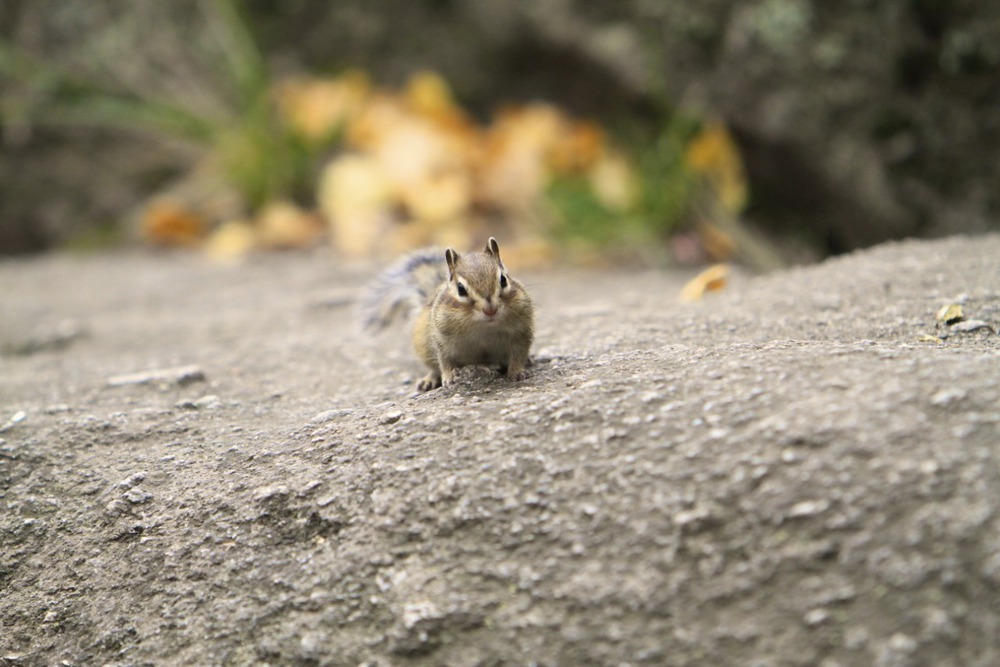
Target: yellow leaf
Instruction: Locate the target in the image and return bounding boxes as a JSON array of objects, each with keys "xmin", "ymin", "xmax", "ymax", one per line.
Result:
[
  {"xmin": 404, "ymin": 70, "xmax": 458, "ymax": 120},
  {"xmin": 204, "ymin": 220, "xmax": 257, "ymax": 263},
  {"xmin": 491, "ymin": 104, "xmax": 566, "ymax": 152},
  {"xmin": 917, "ymin": 333, "xmax": 944, "ymax": 343},
  {"xmin": 318, "ymin": 154, "xmax": 391, "ymax": 257},
  {"xmin": 477, "ymin": 104, "xmax": 565, "ymax": 207},
  {"xmin": 679, "ymin": 264, "xmax": 729, "ymax": 302},
  {"xmin": 399, "ymin": 171, "xmax": 471, "ymax": 224},
  {"xmin": 588, "ymin": 151, "xmax": 637, "ymax": 211},
  {"xmin": 935, "ymin": 303, "xmax": 964, "ymax": 324},
  {"xmin": 274, "ymin": 70, "xmax": 370, "ymax": 142},
  {"xmin": 345, "ymin": 93, "xmax": 409, "ymax": 152},
  {"xmin": 255, "ymin": 201, "xmax": 325, "ymax": 249},
  {"xmin": 685, "ymin": 123, "xmax": 748, "ymax": 214},
  {"xmin": 374, "ymin": 117, "xmax": 466, "ymax": 191}
]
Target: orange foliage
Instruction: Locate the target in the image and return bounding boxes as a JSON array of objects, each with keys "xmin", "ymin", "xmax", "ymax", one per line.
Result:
[
  {"xmin": 141, "ymin": 200, "xmax": 208, "ymax": 247},
  {"xmin": 140, "ymin": 67, "xmax": 747, "ymax": 266},
  {"xmin": 255, "ymin": 201, "xmax": 325, "ymax": 250},
  {"xmin": 273, "ymin": 70, "xmax": 371, "ymax": 143},
  {"xmin": 317, "ymin": 77, "xmax": 623, "ymax": 260}
]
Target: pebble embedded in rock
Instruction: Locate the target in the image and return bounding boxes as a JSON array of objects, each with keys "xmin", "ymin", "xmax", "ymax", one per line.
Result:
[
  {"xmin": 254, "ymin": 485, "xmax": 290, "ymax": 502},
  {"xmin": 123, "ymin": 488, "xmax": 153, "ymax": 504},
  {"xmin": 117, "ymin": 472, "xmax": 147, "ymax": 489},
  {"xmin": 105, "ymin": 499, "xmax": 129, "ymax": 516},
  {"xmin": 107, "ymin": 365, "xmax": 206, "ymax": 387},
  {"xmin": 803, "ymin": 608, "xmax": 829, "ymax": 626},
  {"xmin": 380, "ymin": 409, "xmax": 403, "ymax": 425},
  {"xmin": 788, "ymin": 499, "xmax": 830, "ymax": 518},
  {"xmin": 930, "ymin": 388, "xmax": 967, "ymax": 407},
  {"xmin": 311, "ymin": 409, "xmax": 354, "ymax": 423},
  {"xmin": 673, "ymin": 507, "xmax": 712, "ymax": 529},
  {"xmin": 176, "ymin": 395, "xmax": 222, "ymax": 410},
  {"xmin": 949, "ymin": 319, "xmax": 993, "ymax": 333},
  {"xmin": 888, "ymin": 632, "xmax": 917, "ymax": 654},
  {"xmin": 0, "ymin": 410, "xmax": 27, "ymax": 433}
]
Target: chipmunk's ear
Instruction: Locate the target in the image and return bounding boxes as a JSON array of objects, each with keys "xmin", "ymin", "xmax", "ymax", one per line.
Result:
[
  {"xmin": 445, "ymin": 248, "xmax": 460, "ymax": 277},
  {"xmin": 484, "ymin": 237, "xmax": 501, "ymax": 263}
]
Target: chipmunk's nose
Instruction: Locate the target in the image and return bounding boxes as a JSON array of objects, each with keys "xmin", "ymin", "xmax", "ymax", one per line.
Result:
[{"xmin": 482, "ymin": 302, "xmax": 499, "ymax": 317}]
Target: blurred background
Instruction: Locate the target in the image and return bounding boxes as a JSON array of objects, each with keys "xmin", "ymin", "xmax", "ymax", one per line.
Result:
[{"xmin": 1, "ymin": 0, "xmax": 997, "ymax": 268}]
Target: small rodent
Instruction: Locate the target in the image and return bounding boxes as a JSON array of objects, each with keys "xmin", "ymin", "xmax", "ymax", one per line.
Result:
[{"xmin": 362, "ymin": 237, "xmax": 534, "ymax": 391}]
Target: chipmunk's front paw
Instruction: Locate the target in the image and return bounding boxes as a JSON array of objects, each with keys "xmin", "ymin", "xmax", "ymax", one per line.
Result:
[
  {"xmin": 505, "ymin": 365, "xmax": 529, "ymax": 382},
  {"xmin": 417, "ymin": 373, "xmax": 441, "ymax": 392},
  {"xmin": 440, "ymin": 366, "xmax": 458, "ymax": 388}
]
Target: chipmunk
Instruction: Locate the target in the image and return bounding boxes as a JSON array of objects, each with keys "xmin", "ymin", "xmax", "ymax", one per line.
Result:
[{"xmin": 362, "ymin": 237, "xmax": 534, "ymax": 391}]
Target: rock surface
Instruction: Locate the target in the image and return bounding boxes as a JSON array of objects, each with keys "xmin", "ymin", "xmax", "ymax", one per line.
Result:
[{"xmin": 2, "ymin": 235, "xmax": 1000, "ymax": 665}]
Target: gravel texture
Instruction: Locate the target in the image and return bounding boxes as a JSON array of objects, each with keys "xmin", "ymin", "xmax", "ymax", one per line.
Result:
[{"xmin": 2, "ymin": 235, "xmax": 999, "ymax": 666}]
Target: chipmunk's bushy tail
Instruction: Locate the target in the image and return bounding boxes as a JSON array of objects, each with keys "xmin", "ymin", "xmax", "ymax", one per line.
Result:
[{"xmin": 360, "ymin": 248, "xmax": 448, "ymax": 331}]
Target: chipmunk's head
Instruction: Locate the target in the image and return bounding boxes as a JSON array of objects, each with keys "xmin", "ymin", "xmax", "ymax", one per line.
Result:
[{"xmin": 444, "ymin": 237, "xmax": 520, "ymax": 322}]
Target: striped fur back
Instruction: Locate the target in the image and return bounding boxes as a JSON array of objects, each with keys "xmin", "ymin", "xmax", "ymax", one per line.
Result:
[{"xmin": 360, "ymin": 248, "xmax": 448, "ymax": 331}]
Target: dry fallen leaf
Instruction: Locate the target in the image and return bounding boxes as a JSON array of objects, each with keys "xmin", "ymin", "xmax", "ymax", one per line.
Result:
[
  {"xmin": 255, "ymin": 201, "xmax": 325, "ymax": 249},
  {"xmin": 274, "ymin": 70, "xmax": 370, "ymax": 142},
  {"xmin": 204, "ymin": 220, "xmax": 257, "ymax": 263},
  {"xmin": 310, "ymin": 76, "xmax": 627, "ymax": 259},
  {"xmin": 935, "ymin": 303, "xmax": 964, "ymax": 325},
  {"xmin": 399, "ymin": 171, "xmax": 470, "ymax": 225},
  {"xmin": 679, "ymin": 264, "xmax": 730, "ymax": 302},
  {"xmin": 477, "ymin": 104, "xmax": 563, "ymax": 207},
  {"xmin": 403, "ymin": 70, "xmax": 470, "ymax": 130},
  {"xmin": 141, "ymin": 200, "xmax": 207, "ymax": 248},
  {"xmin": 917, "ymin": 333, "xmax": 944, "ymax": 343},
  {"xmin": 318, "ymin": 154, "xmax": 392, "ymax": 257},
  {"xmin": 373, "ymin": 118, "xmax": 468, "ymax": 202}
]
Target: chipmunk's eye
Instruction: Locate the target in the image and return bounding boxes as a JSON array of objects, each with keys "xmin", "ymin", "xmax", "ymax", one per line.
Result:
[
  {"xmin": 499, "ymin": 274, "xmax": 508, "ymax": 289},
  {"xmin": 456, "ymin": 282, "xmax": 468, "ymax": 298}
]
